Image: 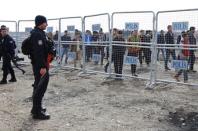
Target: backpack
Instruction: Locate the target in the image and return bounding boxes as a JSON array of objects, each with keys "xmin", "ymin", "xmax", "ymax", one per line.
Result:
[
  {"xmin": 0, "ymin": 42, "xmax": 2, "ymax": 55},
  {"xmin": 46, "ymin": 37, "xmax": 56, "ymax": 57},
  {"xmin": 21, "ymin": 36, "xmax": 32, "ymax": 55}
]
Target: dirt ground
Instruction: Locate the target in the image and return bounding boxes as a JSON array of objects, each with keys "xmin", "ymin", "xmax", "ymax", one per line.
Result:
[{"xmin": 0, "ymin": 63, "xmax": 198, "ymax": 131}]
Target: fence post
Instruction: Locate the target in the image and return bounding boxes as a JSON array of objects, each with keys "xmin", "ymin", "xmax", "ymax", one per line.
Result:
[
  {"xmin": 146, "ymin": 12, "xmax": 157, "ymax": 89},
  {"xmin": 58, "ymin": 18, "xmax": 61, "ymax": 67},
  {"xmin": 82, "ymin": 18, "xmax": 86, "ymax": 73},
  {"xmin": 109, "ymin": 13, "xmax": 114, "ymax": 78}
]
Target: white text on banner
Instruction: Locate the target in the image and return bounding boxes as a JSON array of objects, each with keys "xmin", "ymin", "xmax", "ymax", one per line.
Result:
[
  {"xmin": 92, "ymin": 24, "xmax": 101, "ymax": 32},
  {"xmin": 68, "ymin": 52, "xmax": 76, "ymax": 62},
  {"xmin": 92, "ymin": 54, "xmax": 101, "ymax": 62},
  {"xmin": 67, "ymin": 26, "xmax": 75, "ymax": 32},
  {"xmin": 125, "ymin": 22, "xmax": 139, "ymax": 31},
  {"xmin": 47, "ymin": 27, "xmax": 53, "ymax": 33},
  {"xmin": 124, "ymin": 56, "xmax": 138, "ymax": 65},
  {"xmin": 172, "ymin": 22, "xmax": 188, "ymax": 31},
  {"xmin": 171, "ymin": 60, "xmax": 188, "ymax": 70},
  {"xmin": 25, "ymin": 27, "xmax": 32, "ymax": 33}
]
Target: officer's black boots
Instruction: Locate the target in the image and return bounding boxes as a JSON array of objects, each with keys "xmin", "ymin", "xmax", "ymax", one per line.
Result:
[
  {"xmin": 9, "ymin": 71, "xmax": 17, "ymax": 82},
  {"xmin": 0, "ymin": 79, "xmax": 7, "ymax": 84},
  {"xmin": 9, "ymin": 78, "xmax": 17, "ymax": 82},
  {"xmin": 0, "ymin": 70, "xmax": 16, "ymax": 84},
  {"xmin": 0, "ymin": 73, "xmax": 8, "ymax": 84},
  {"xmin": 32, "ymin": 111, "xmax": 50, "ymax": 120},
  {"xmin": 32, "ymin": 99, "xmax": 50, "ymax": 120},
  {"xmin": 31, "ymin": 106, "xmax": 46, "ymax": 114},
  {"xmin": 0, "ymin": 78, "xmax": 16, "ymax": 84},
  {"xmin": 31, "ymin": 105, "xmax": 50, "ymax": 120}
]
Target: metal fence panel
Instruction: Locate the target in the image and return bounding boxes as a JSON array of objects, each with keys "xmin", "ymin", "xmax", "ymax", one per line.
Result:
[
  {"xmin": 83, "ymin": 13, "xmax": 111, "ymax": 75},
  {"xmin": 59, "ymin": 17, "xmax": 83, "ymax": 70},
  {"xmin": 155, "ymin": 9, "xmax": 198, "ymax": 86},
  {"xmin": 111, "ymin": 11, "xmax": 155, "ymax": 82}
]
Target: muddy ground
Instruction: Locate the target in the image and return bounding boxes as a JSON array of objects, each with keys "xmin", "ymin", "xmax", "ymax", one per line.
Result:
[{"xmin": 0, "ymin": 63, "xmax": 198, "ymax": 131}]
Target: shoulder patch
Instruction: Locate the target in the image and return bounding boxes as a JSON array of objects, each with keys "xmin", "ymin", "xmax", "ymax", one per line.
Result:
[{"xmin": 38, "ymin": 40, "xmax": 43, "ymax": 45}]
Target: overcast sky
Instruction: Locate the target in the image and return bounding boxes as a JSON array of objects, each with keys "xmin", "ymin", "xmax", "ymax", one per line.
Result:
[
  {"xmin": 1, "ymin": 0, "xmax": 198, "ymax": 20},
  {"xmin": 1, "ymin": 0, "xmax": 198, "ymax": 32}
]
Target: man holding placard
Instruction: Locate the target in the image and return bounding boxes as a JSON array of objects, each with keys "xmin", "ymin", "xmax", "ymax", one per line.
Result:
[
  {"xmin": 127, "ymin": 30, "xmax": 140, "ymax": 76},
  {"xmin": 174, "ymin": 33, "xmax": 189, "ymax": 83}
]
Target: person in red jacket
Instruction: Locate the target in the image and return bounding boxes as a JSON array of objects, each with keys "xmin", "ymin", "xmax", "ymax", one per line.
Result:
[{"xmin": 174, "ymin": 33, "xmax": 190, "ymax": 83}]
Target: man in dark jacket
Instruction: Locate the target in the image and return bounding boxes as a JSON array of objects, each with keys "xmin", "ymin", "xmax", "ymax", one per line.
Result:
[
  {"xmin": 92, "ymin": 31, "xmax": 100, "ymax": 65},
  {"xmin": 139, "ymin": 30, "xmax": 145, "ymax": 66},
  {"xmin": 143, "ymin": 30, "xmax": 152, "ymax": 66},
  {"xmin": 165, "ymin": 25, "xmax": 176, "ymax": 71},
  {"xmin": 0, "ymin": 25, "xmax": 17, "ymax": 84},
  {"xmin": 157, "ymin": 30, "xmax": 165, "ymax": 61},
  {"xmin": 112, "ymin": 30, "xmax": 126, "ymax": 78},
  {"xmin": 188, "ymin": 27, "xmax": 197, "ymax": 72},
  {"xmin": 30, "ymin": 15, "xmax": 50, "ymax": 120},
  {"xmin": 0, "ymin": 29, "xmax": 2, "ymax": 61},
  {"xmin": 60, "ymin": 30, "xmax": 71, "ymax": 64}
]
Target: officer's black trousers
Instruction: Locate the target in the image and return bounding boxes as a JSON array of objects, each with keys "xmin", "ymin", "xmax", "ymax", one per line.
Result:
[
  {"xmin": 2, "ymin": 58, "xmax": 15, "ymax": 81},
  {"xmin": 32, "ymin": 65, "xmax": 49, "ymax": 112}
]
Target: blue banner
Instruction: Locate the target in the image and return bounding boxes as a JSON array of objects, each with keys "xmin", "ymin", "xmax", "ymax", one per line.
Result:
[
  {"xmin": 68, "ymin": 52, "xmax": 76, "ymax": 61},
  {"xmin": 172, "ymin": 22, "xmax": 188, "ymax": 31},
  {"xmin": 67, "ymin": 26, "xmax": 75, "ymax": 32},
  {"xmin": 171, "ymin": 60, "xmax": 188, "ymax": 70},
  {"xmin": 124, "ymin": 56, "xmax": 138, "ymax": 65},
  {"xmin": 92, "ymin": 24, "xmax": 101, "ymax": 32},
  {"xmin": 92, "ymin": 54, "xmax": 101, "ymax": 62},
  {"xmin": 25, "ymin": 27, "xmax": 32, "ymax": 33},
  {"xmin": 125, "ymin": 22, "xmax": 139, "ymax": 31},
  {"xmin": 47, "ymin": 27, "xmax": 53, "ymax": 33}
]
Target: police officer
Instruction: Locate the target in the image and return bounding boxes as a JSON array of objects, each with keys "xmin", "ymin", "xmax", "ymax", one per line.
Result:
[
  {"xmin": 0, "ymin": 29, "xmax": 2, "ymax": 61},
  {"xmin": 0, "ymin": 25, "xmax": 17, "ymax": 84},
  {"xmin": 30, "ymin": 15, "xmax": 50, "ymax": 120}
]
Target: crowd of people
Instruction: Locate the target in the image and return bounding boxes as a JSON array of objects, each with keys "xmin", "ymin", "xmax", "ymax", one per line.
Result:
[
  {"xmin": 157, "ymin": 26, "xmax": 197, "ymax": 82},
  {"xmin": 46, "ymin": 28, "xmax": 153, "ymax": 78},
  {"xmin": 0, "ymin": 24, "xmax": 197, "ymax": 78},
  {"xmin": 29, "ymin": 24, "xmax": 197, "ymax": 82},
  {"xmin": 0, "ymin": 24, "xmax": 197, "ymax": 82}
]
